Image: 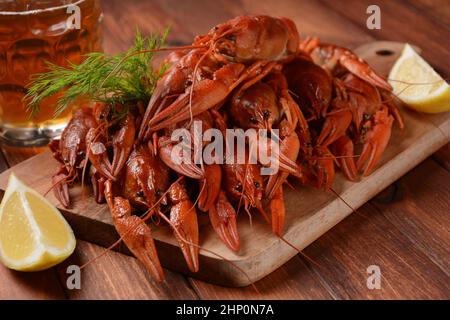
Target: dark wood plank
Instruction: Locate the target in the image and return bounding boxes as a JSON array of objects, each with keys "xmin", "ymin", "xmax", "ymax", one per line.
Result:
[
  {"xmin": 302, "ymin": 203, "xmax": 450, "ymax": 299},
  {"xmin": 0, "ymin": 150, "xmax": 8, "ymax": 173},
  {"xmin": 433, "ymin": 143, "xmax": 450, "ymax": 171},
  {"xmin": 0, "ymin": 146, "xmax": 47, "ymax": 167},
  {"xmin": 320, "ymin": 0, "xmax": 450, "ymax": 76},
  {"xmin": 239, "ymin": 0, "xmax": 373, "ymax": 47},
  {"xmin": 0, "ymin": 264, "xmax": 66, "ymax": 300},
  {"xmin": 189, "ymin": 256, "xmax": 333, "ymax": 299},
  {"xmin": 372, "ymin": 159, "xmax": 450, "ymax": 274},
  {"xmin": 56, "ymin": 240, "xmax": 199, "ymax": 300},
  {"xmin": 101, "ymin": 0, "xmax": 374, "ymax": 54},
  {"xmin": 407, "ymin": 0, "xmax": 450, "ymax": 28}
]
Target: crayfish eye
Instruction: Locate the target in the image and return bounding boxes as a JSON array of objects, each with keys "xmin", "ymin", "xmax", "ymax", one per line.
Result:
[
  {"xmin": 262, "ymin": 109, "xmax": 270, "ymax": 119},
  {"xmin": 254, "ymin": 181, "xmax": 260, "ymax": 189},
  {"xmin": 77, "ymin": 151, "xmax": 85, "ymax": 157},
  {"xmin": 225, "ymin": 34, "xmax": 236, "ymax": 42},
  {"xmin": 135, "ymin": 190, "xmax": 144, "ymax": 198},
  {"xmin": 235, "ymin": 183, "xmax": 243, "ymax": 193}
]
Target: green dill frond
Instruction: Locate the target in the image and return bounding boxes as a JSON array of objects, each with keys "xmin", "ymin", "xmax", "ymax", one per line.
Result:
[{"xmin": 25, "ymin": 29, "xmax": 169, "ymax": 117}]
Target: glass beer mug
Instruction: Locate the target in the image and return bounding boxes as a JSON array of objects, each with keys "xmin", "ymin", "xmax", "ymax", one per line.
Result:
[{"xmin": 0, "ymin": 0, "xmax": 102, "ymax": 147}]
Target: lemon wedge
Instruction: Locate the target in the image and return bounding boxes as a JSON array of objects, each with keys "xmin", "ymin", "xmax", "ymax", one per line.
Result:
[
  {"xmin": 0, "ymin": 173, "xmax": 76, "ymax": 271},
  {"xmin": 388, "ymin": 44, "xmax": 450, "ymax": 113}
]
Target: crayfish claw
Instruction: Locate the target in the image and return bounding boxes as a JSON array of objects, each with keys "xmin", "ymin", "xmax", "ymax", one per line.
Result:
[
  {"xmin": 111, "ymin": 114, "xmax": 136, "ymax": 177},
  {"xmin": 314, "ymin": 146, "xmax": 335, "ymax": 190},
  {"xmin": 86, "ymin": 128, "xmax": 116, "ymax": 181},
  {"xmin": 340, "ymin": 54, "xmax": 392, "ymax": 92},
  {"xmin": 331, "ymin": 136, "xmax": 358, "ymax": 181},
  {"xmin": 105, "ymin": 181, "xmax": 165, "ymax": 282},
  {"xmin": 209, "ymin": 191, "xmax": 240, "ymax": 252},
  {"xmin": 158, "ymin": 141, "xmax": 204, "ymax": 180},
  {"xmin": 357, "ymin": 108, "xmax": 394, "ymax": 176},
  {"xmin": 52, "ymin": 167, "xmax": 70, "ymax": 208},
  {"xmin": 317, "ymin": 107, "xmax": 352, "ymax": 146},
  {"xmin": 90, "ymin": 166, "xmax": 106, "ymax": 204},
  {"xmin": 169, "ymin": 182, "xmax": 199, "ymax": 272}
]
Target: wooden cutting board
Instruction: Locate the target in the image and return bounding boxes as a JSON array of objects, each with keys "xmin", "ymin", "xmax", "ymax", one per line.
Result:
[{"xmin": 0, "ymin": 42, "xmax": 448, "ymax": 287}]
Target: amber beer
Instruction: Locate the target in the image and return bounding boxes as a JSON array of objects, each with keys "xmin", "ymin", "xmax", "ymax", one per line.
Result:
[{"xmin": 0, "ymin": 0, "xmax": 102, "ymax": 146}]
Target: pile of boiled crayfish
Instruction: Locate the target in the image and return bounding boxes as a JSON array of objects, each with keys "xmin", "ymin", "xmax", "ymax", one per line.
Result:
[{"xmin": 49, "ymin": 15, "xmax": 404, "ymax": 281}]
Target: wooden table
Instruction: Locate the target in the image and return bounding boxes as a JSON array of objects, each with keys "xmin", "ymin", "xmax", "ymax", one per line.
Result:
[{"xmin": 1, "ymin": 0, "xmax": 449, "ymax": 299}]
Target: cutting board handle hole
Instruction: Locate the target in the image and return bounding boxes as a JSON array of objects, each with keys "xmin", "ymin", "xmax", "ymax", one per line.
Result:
[{"xmin": 376, "ymin": 49, "xmax": 395, "ymax": 56}]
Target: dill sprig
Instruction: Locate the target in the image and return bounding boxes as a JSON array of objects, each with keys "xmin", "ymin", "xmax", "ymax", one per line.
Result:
[{"xmin": 25, "ymin": 29, "xmax": 169, "ymax": 117}]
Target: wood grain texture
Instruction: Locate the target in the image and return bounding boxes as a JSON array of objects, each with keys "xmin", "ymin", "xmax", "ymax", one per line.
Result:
[
  {"xmin": 0, "ymin": 264, "xmax": 66, "ymax": 300},
  {"xmin": 302, "ymin": 203, "xmax": 450, "ymax": 299},
  {"xmin": 101, "ymin": 0, "xmax": 373, "ymax": 50},
  {"xmin": 320, "ymin": 0, "xmax": 450, "ymax": 76},
  {"xmin": 0, "ymin": 146, "xmax": 48, "ymax": 167},
  {"xmin": 56, "ymin": 240, "xmax": 198, "ymax": 300},
  {"xmin": 189, "ymin": 256, "xmax": 333, "ymax": 300},
  {"xmin": 407, "ymin": 0, "xmax": 450, "ymax": 28},
  {"xmin": 0, "ymin": 151, "xmax": 8, "ymax": 173},
  {"xmin": 372, "ymin": 159, "xmax": 450, "ymax": 275},
  {"xmin": 433, "ymin": 143, "xmax": 450, "ymax": 171}
]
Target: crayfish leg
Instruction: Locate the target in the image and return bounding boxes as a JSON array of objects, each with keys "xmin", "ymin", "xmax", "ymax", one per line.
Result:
[
  {"xmin": 149, "ymin": 63, "xmax": 246, "ymax": 131},
  {"xmin": 269, "ymin": 186, "xmax": 285, "ymax": 236}
]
